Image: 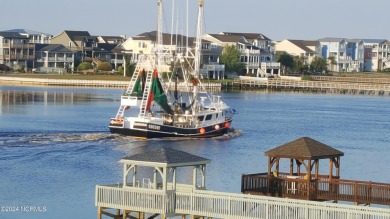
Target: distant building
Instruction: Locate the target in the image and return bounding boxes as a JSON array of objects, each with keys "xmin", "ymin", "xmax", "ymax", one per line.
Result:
[
  {"xmin": 362, "ymin": 39, "xmax": 390, "ymax": 71},
  {"xmin": 50, "ymin": 30, "xmax": 124, "ymax": 70},
  {"xmin": 275, "ymin": 39, "xmax": 322, "ymax": 65},
  {"xmin": 0, "ymin": 31, "xmax": 35, "ymax": 70},
  {"xmin": 203, "ymin": 32, "xmax": 279, "ymax": 77},
  {"xmin": 319, "ymin": 38, "xmax": 364, "ymax": 72},
  {"xmin": 3, "ymin": 29, "xmax": 52, "ymax": 44},
  {"xmin": 35, "ymin": 44, "xmax": 75, "ymax": 73},
  {"xmin": 122, "ymin": 31, "xmax": 195, "ymax": 73}
]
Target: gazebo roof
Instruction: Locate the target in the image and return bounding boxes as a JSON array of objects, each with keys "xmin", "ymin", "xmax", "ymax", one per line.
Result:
[
  {"xmin": 120, "ymin": 147, "xmax": 210, "ymax": 167},
  {"xmin": 265, "ymin": 137, "xmax": 344, "ymax": 159}
]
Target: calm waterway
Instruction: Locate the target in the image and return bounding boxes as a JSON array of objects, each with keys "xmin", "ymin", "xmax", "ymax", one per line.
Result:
[{"xmin": 1, "ymin": 85, "xmax": 390, "ymax": 218}]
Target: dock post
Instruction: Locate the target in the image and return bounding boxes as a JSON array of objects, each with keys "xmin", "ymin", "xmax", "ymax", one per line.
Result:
[{"xmin": 97, "ymin": 206, "xmax": 102, "ymax": 219}]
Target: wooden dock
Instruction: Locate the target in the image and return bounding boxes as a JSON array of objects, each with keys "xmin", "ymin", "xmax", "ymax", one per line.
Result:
[
  {"xmin": 96, "ymin": 183, "xmax": 390, "ymax": 219},
  {"xmin": 234, "ymin": 77, "xmax": 390, "ymax": 95},
  {"xmin": 95, "ymin": 147, "xmax": 390, "ymax": 219},
  {"xmin": 242, "ymin": 172, "xmax": 390, "ymax": 206}
]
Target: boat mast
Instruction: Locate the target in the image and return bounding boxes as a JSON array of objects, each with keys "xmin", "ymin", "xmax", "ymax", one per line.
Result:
[
  {"xmin": 194, "ymin": 0, "xmax": 204, "ymax": 79},
  {"xmin": 157, "ymin": 0, "xmax": 163, "ymax": 74}
]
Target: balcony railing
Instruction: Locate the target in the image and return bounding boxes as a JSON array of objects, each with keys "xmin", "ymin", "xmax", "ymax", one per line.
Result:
[
  {"xmin": 1, "ymin": 54, "xmax": 35, "ymax": 60},
  {"xmin": 2, "ymin": 43, "xmax": 35, "ymax": 49}
]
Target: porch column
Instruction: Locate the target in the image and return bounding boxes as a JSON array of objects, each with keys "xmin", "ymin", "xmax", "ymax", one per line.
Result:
[{"xmin": 193, "ymin": 166, "xmax": 197, "ymax": 190}]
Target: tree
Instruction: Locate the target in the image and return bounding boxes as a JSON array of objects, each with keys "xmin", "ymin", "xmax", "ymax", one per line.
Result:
[
  {"xmin": 124, "ymin": 54, "xmax": 136, "ymax": 77},
  {"xmin": 220, "ymin": 45, "xmax": 245, "ymax": 75},
  {"xmin": 327, "ymin": 56, "xmax": 337, "ymax": 72},
  {"xmin": 310, "ymin": 57, "xmax": 328, "ymax": 73},
  {"xmin": 276, "ymin": 52, "xmax": 294, "ymax": 74},
  {"xmin": 77, "ymin": 62, "xmax": 93, "ymax": 71}
]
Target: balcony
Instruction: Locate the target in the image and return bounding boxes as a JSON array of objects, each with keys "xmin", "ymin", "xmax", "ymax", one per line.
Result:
[
  {"xmin": 1, "ymin": 54, "xmax": 34, "ymax": 60},
  {"xmin": 2, "ymin": 43, "xmax": 35, "ymax": 49}
]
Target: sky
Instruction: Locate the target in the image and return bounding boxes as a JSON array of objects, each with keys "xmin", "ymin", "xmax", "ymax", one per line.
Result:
[{"xmin": 1, "ymin": 0, "xmax": 389, "ymax": 41}]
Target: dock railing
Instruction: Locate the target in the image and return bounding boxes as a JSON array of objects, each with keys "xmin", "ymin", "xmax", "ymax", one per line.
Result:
[
  {"xmin": 97, "ymin": 182, "xmax": 390, "ymax": 219},
  {"xmin": 241, "ymin": 173, "xmax": 390, "ymax": 205},
  {"xmin": 96, "ymin": 184, "xmax": 176, "ymax": 214}
]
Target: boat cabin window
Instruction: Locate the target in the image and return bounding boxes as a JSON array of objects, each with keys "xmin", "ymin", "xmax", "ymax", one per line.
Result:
[
  {"xmin": 216, "ymin": 113, "xmax": 219, "ymax": 119},
  {"xmin": 197, "ymin": 116, "xmax": 205, "ymax": 121},
  {"xmin": 205, "ymin": 114, "xmax": 213, "ymax": 121}
]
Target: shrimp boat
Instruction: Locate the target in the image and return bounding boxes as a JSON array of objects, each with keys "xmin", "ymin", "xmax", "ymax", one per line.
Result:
[{"xmin": 109, "ymin": 0, "xmax": 235, "ymax": 138}]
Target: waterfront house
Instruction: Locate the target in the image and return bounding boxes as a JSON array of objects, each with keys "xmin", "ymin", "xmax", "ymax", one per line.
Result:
[
  {"xmin": 363, "ymin": 39, "xmax": 390, "ymax": 71},
  {"xmin": 50, "ymin": 30, "xmax": 97, "ymax": 64},
  {"xmin": 2, "ymin": 29, "xmax": 52, "ymax": 44},
  {"xmin": 275, "ymin": 39, "xmax": 322, "ymax": 66},
  {"xmin": 203, "ymin": 32, "xmax": 279, "ymax": 77},
  {"xmin": 121, "ymin": 31, "xmax": 195, "ymax": 73},
  {"xmin": 34, "ymin": 44, "xmax": 75, "ymax": 73},
  {"xmin": 202, "ymin": 33, "xmax": 259, "ymax": 76},
  {"xmin": 0, "ymin": 31, "xmax": 35, "ymax": 70},
  {"xmin": 319, "ymin": 37, "xmax": 364, "ymax": 72},
  {"xmin": 50, "ymin": 30, "xmax": 125, "ymax": 71}
]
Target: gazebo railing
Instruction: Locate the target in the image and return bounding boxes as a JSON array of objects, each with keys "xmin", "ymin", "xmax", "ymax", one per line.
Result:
[{"xmin": 241, "ymin": 173, "xmax": 390, "ymax": 205}]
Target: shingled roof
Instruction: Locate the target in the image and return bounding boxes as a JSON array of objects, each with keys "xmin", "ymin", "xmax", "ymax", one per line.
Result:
[
  {"xmin": 265, "ymin": 137, "xmax": 344, "ymax": 160},
  {"xmin": 120, "ymin": 147, "xmax": 210, "ymax": 167}
]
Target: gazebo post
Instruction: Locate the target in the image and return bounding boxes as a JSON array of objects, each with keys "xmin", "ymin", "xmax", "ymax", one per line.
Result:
[
  {"xmin": 329, "ymin": 158, "xmax": 334, "ymax": 181},
  {"xmin": 290, "ymin": 159, "xmax": 294, "ymax": 175},
  {"xmin": 268, "ymin": 157, "xmax": 272, "ymax": 176}
]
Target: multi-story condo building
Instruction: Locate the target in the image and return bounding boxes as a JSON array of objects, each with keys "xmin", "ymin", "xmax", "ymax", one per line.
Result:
[
  {"xmin": 50, "ymin": 30, "xmax": 125, "ymax": 71},
  {"xmin": 35, "ymin": 44, "xmax": 75, "ymax": 73},
  {"xmin": 0, "ymin": 32, "xmax": 35, "ymax": 70},
  {"xmin": 203, "ymin": 32, "xmax": 279, "ymax": 76},
  {"xmin": 122, "ymin": 31, "xmax": 195, "ymax": 73},
  {"xmin": 319, "ymin": 38, "xmax": 364, "ymax": 72},
  {"xmin": 363, "ymin": 39, "xmax": 390, "ymax": 71},
  {"xmin": 3, "ymin": 29, "xmax": 52, "ymax": 44}
]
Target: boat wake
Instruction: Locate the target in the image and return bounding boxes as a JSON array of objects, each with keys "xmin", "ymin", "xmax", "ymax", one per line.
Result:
[
  {"xmin": 215, "ymin": 128, "xmax": 243, "ymax": 140},
  {"xmin": 0, "ymin": 132, "xmax": 117, "ymax": 147}
]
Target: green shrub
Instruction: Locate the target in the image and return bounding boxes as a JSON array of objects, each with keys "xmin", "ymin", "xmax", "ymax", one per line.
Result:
[
  {"xmin": 97, "ymin": 62, "xmax": 113, "ymax": 71},
  {"xmin": 118, "ymin": 66, "xmax": 124, "ymax": 74},
  {"xmin": 77, "ymin": 62, "xmax": 93, "ymax": 71}
]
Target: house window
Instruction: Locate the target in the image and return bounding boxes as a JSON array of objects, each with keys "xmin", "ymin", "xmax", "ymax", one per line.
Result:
[
  {"xmin": 340, "ymin": 52, "xmax": 344, "ymax": 56},
  {"xmin": 368, "ymin": 53, "xmax": 371, "ymax": 57}
]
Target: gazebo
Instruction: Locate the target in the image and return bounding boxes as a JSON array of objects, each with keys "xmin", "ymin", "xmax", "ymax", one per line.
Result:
[
  {"xmin": 242, "ymin": 137, "xmax": 344, "ymax": 201},
  {"xmin": 265, "ymin": 137, "xmax": 344, "ymax": 183},
  {"xmin": 97, "ymin": 147, "xmax": 210, "ymax": 219}
]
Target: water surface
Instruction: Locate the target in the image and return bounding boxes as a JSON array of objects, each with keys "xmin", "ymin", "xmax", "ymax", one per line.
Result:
[{"xmin": 1, "ymin": 85, "xmax": 390, "ymax": 218}]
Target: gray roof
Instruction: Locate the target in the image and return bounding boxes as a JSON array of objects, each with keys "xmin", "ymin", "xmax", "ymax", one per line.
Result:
[
  {"xmin": 133, "ymin": 31, "xmax": 195, "ymax": 46},
  {"xmin": 362, "ymin": 39, "xmax": 388, "ymax": 44},
  {"xmin": 220, "ymin": 32, "xmax": 271, "ymax": 41},
  {"xmin": 207, "ymin": 34, "xmax": 244, "ymax": 43},
  {"xmin": 287, "ymin": 40, "xmax": 318, "ymax": 53},
  {"xmin": 64, "ymin": 30, "xmax": 91, "ymax": 41},
  {"xmin": 35, "ymin": 44, "xmax": 74, "ymax": 53},
  {"xmin": 265, "ymin": 137, "xmax": 344, "ymax": 159},
  {"xmin": 0, "ymin": 31, "xmax": 28, "ymax": 39},
  {"xmin": 3, "ymin": 29, "xmax": 52, "ymax": 36},
  {"xmin": 318, "ymin": 37, "xmax": 345, "ymax": 42},
  {"xmin": 120, "ymin": 147, "xmax": 210, "ymax": 167}
]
